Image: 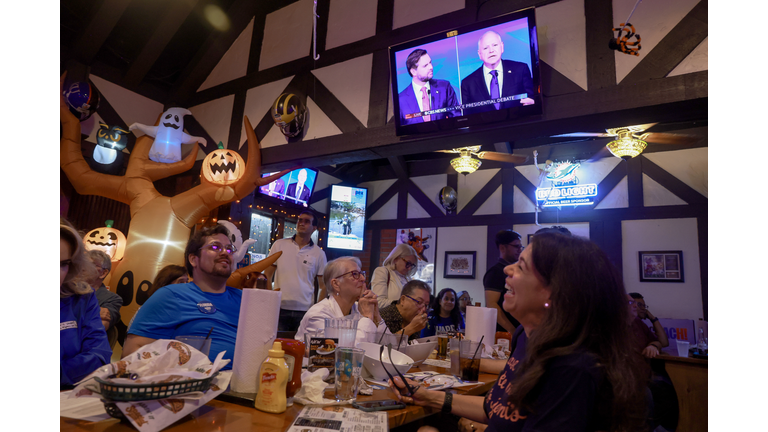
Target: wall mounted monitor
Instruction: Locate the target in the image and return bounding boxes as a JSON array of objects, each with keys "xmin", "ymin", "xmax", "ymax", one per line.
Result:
[
  {"xmin": 259, "ymin": 167, "xmax": 318, "ymax": 207},
  {"xmin": 389, "ymin": 7, "xmax": 541, "ymax": 136},
  {"xmin": 327, "ymin": 185, "xmax": 368, "ymax": 251}
]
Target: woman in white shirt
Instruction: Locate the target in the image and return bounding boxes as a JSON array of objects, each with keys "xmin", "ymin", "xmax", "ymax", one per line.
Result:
[
  {"xmin": 296, "ymin": 256, "xmax": 388, "ymax": 345},
  {"xmin": 370, "ymin": 244, "xmax": 418, "ymax": 308}
]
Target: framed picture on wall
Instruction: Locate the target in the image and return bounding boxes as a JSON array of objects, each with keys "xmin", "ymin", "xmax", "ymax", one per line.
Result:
[
  {"xmin": 444, "ymin": 251, "xmax": 476, "ymax": 279},
  {"xmin": 638, "ymin": 251, "xmax": 684, "ymax": 282}
]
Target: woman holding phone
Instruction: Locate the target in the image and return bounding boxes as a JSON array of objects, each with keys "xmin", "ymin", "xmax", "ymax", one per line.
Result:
[{"xmin": 389, "ymin": 232, "xmax": 646, "ymax": 432}]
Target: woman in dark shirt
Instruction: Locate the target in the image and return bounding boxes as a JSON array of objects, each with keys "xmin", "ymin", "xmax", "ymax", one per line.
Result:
[
  {"xmin": 389, "ymin": 232, "xmax": 646, "ymax": 432},
  {"xmin": 421, "ymin": 288, "xmax": 465, "ymax": 337}
]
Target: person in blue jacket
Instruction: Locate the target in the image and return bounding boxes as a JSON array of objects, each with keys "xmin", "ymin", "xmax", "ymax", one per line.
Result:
[
  {"xmin": 421, "ymin": 288, "xmax": 465, "ymax": 337},
  {"xmin": 60, "ymin": 217, "xmax": 112, "ymax": 388}
]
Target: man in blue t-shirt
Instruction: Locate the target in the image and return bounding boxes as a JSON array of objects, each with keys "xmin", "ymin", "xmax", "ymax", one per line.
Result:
[{"xmin": 124, "ymin": 225, "xmax": 242, "ymax": 370}]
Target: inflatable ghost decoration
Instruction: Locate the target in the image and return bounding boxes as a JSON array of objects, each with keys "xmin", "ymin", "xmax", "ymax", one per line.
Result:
[
  {"xmin": 94, "ymin": 122, "xmax": 129, "ymax": 164},
  {"xmin": 129, "ymin": 107, "xmax": 207, "ymax": 163},
  {"xmin": 218, "ymin": 220, "xmax": 256, "ymax": 264}
]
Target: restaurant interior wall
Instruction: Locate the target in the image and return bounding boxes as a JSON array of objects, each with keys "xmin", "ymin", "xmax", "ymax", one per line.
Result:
[
  {"xmin": 621, "ymin": 218, "xmax": 703, "ymax": 321},
  {"xmin": 435, "ymin": 225, "xmax": 489, "ymax": 307}
]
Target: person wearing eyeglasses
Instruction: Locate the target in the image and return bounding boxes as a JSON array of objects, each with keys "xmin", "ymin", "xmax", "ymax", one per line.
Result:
[
  {"xmin": 123, "ymin": 225, "xmax": 243, "ymax": 369},
  {"xmin": 61, "ymin": 217, "xmax": 112, "ymax": 388},
  {"xmin": 294, "ymin": 257, "xmax": 388, "ymax": 344},
  {"xmin": 379, "ymin": 280, "xmax": 431, "ymax": 341},
  {"xmin": 390, "ymin": 232, "xmax": 647, "ymax": 432},
  {"xmin": 84, "ymin": 249, "xmax": 124, "ymax": 348},
  {"xmin": 371, "ymin": 243, "xmax": 419, "ymax": 308},
  {"xmin": 457, "ymin": 290, "xmax": 471, "ymax": 321},
  {"xmin": 628, "ymin": 295, "xmax": 666, "ymax": 362},
  {"xmin": 483, "ymin": 230, "xmax": 523, "ymax": 334}
]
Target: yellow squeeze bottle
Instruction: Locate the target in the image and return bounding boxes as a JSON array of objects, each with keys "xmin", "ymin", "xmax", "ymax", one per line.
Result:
[{"xmin": 254, "ymin": 341, "xmax": 289, "ymax": 413}]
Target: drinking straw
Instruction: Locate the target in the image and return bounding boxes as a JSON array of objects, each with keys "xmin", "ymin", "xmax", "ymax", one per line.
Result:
[
  {"xmin": 396, "ymin": 332, "xmax": 405, "ymax": 351},
  {"xmin": 471, "ymin": 336, "xmax": 484, "ymax": 360},
  {"xmin": 204, "ymin": 326, "xmax": 214, "ymax": 342},
  {"xmin": 378, "ymin": 328, "xmax": 389, "ymax": 344}
]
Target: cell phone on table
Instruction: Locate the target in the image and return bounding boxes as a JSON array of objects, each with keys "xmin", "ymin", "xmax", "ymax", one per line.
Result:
[{"xmin": 352, "ymin": 399, "xmax": 406, "ymax": 412}]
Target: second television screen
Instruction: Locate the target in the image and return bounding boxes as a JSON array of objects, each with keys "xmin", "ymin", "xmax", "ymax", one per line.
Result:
[{"xmin": 327, "ymin": 185, "xmax": 368, "ymax": 251}]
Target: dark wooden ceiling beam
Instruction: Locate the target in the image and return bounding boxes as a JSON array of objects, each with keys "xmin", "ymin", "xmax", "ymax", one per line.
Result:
[
  {"xmin": 620, "ymin": 0, "xmax": 708, "ymax": 85},
  {"xmin": 388, "ymin": 156, "xmax": 409, "ymax": 181},
  {"xmin": 585, "ymin": 0, "xmax": 616, "ymax": 90},
  {"xmin": 123, "ymin": 0, "xmax": 200, "ymax": 88},
  {"xmin": 69, "ymin": 0, "xmax": 132, "ymax": 64}
]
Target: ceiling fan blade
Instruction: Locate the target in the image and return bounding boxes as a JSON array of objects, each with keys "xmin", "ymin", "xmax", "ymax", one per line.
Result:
[
  {"xmin": 645, "ymin": 132, "xmax": 702, "ymax": 146},
  {"xmin": 551, "ymin": 132, "xmax": 611, "ymax": 138},
  {"xmin": 434, "ymin": 149, "xmax": 459, "ymax": 154},
  {"xmin": 586, "ymin": 146, "xmax": 613, "ymax": 163},
  {"xmin": 476, "ymin": 151, "xmax": 528, "ymax": 164}
]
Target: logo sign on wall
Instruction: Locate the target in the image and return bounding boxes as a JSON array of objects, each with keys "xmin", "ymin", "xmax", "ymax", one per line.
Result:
[{"xmin": 536, "ymin": 161, "xmax": 597, "ymax": 207}]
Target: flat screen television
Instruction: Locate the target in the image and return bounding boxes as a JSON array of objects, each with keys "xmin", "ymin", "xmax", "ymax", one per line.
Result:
[
  {"xmin": 259, "ymin": 167, "xmax": 318, "ymax": 207},
  {"xmin": 327, "ymin": 185, "xmax": 368, "ymax": 251},
  {"xmin": 389, "ymin": 8, "xmax": 541, "ymax": 136}
]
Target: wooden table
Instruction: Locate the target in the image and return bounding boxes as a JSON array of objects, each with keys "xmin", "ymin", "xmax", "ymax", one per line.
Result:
[
  {"xmin": 61, "ymin": 364, "xmax": 498, "ymax": 432},
  {"xmin": 653, "ymin": 353, "xmax": 708, "ymax": 432}
]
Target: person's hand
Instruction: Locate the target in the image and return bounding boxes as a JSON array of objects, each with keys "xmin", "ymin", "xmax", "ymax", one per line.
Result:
[
  {"xmin": 100, "ymin": 307, "xmax": 111, "ymax": 322},
  {"xmin": 358, "ymin": 290, "xmax": 377, "ymax": 321},
  {"xmin": 405, "ymin": 313, "xmax": 428, "ymax": 335},
  {"xmin": 521, "ymin": 97, "xmax": 535, "ymax": 106},
  {"xmin": 645, "ymin": 309, "xmax": 656, "ymax": 321},
  {"xmin": 458, "ymin": 417, "xmax": 487, "ymax": 432},
  {"xmin": 388, "ymin": 376, "xmax": 437, "ymax": 407},
  {"xmin": 642, "ymin": 344, "xmax": 660, "ymax": 359}
]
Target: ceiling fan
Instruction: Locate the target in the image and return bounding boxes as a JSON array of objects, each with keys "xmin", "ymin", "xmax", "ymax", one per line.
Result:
[
  {"xmin": 551, "ymin": 123, "xmax": 702, "ymax": 161},
  {"xmin": 435, "ymin": 146, "xmax": 528, "ymax": 175}
]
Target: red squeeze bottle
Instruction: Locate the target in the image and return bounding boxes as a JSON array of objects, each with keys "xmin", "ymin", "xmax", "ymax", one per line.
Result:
[{"xmin": 275, "ymin": 338, "xmax": 304, "ymax": 406}]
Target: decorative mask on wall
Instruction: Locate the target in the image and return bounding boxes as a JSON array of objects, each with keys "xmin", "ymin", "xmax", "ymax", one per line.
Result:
[
  {"xmin": 94, "ymin": 122, "xmax": 129, "ymax": 164},
  {"xmin": 128, "ymin": 107, "xmax": 207, "ymax": 163},
  {"xmin": 202, "ymin": 142, "xmax": 245, "ymax": 185},
  {"xmin": 83, "ymin": 220, "xmax": 127, "ymax": 261}
]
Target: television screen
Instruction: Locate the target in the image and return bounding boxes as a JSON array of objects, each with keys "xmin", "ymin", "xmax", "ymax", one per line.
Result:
[
  {"xmin": 389, "ymin": 8, "xmax": 541, "ymax": 136},
  {"xmin": 259, "ymin": 167, "xmax": 318, "ymax": 207},
  {"xmin": 327, "ymin": 185, "xmax": 368, "ymax": 251}
]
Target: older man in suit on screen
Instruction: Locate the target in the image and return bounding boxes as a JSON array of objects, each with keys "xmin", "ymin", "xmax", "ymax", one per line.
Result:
[
  {"xmin": 460, "ymin": 30, "xmax": 535, "ymax": 116},
  {"xmin": 398, "ymin": 49, "xmax": 460, "ymax": 126}
]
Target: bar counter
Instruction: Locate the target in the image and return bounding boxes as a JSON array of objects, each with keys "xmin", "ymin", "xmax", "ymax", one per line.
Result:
[
  {"xmin": 652, "ymin": 353, "xmax": 708, "ymax": 432},
  {"xmin": 60, "ymin": 364, "xmax": 498, "ymax": 432}
]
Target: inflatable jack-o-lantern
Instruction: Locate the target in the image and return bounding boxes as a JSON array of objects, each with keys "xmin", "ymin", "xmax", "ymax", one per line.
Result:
[
  {"xmin": 84, "ymin": 219, "xmax": 127, "ymax": 261},
  {"xmin": 202, "ymin": 142, "xmax": 245, "ymax": 185}
]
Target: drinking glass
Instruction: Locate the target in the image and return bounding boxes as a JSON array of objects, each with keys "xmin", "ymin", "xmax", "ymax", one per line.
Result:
[
  {"xmin": 449, "ymin": 338, "xmax": 461, "ymax": 377},
  {"xmin": 175, "ymin": 335, "xmax": 211, "ymax": 356},
  {"xmin": 459, "ymin": 340, "xmax": 482, "ymax": 382},
  {"xmin": 436, "ymin": 330, "xmax": 450, "ymax": 360},
  {"xmin": 325, "ymin": 318, "xmax": 359, "ymax": 348},
  {"xmin": 334, "ymin": 347, "xmax": 364, "ymax": 401}
]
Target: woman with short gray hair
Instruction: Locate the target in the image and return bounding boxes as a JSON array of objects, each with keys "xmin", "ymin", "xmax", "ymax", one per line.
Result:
[
  {"xmin": 371, "ymin": 243, "xmax": 418, "ymax": 308},
  {"xmin": 296, "ymin": 257, "xmax": 389, "ymax": 344}
]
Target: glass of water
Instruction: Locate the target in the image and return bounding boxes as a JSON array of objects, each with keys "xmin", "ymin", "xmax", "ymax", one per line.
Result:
[{"xmin": 325, "ymin": 318, "xmax": 359, "ymax": 348}]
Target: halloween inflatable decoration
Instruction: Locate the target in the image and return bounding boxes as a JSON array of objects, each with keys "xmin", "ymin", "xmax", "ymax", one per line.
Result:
[
  {"xmin": 63, "ymin": 80, "xmax": 100, "ymax": 121},
  {"xmin": 217, "ymin": 220, "xmax": 255, "ymax": 265},
  {"xmin": 226, "ymin": 251, "xmax": 282, "ymax": 289},
  {"xmin": 84, "ymin": 219, "xmax": 127, "ymax": 261},
  {"xmin": 94, "ymin": 122, "xmax": 130, "ymax": 164},
  {"xmin": 60, "ymin": 72, "xmax": 290, "ymax": 346},
  {"xmin": 203, "ymin": 142, "xmax": 245, "ymax": 185},
  {"xmin": 129, "ymin": 107, "xmax": 207, "ymax": 163},
  {"xmin": 272, "ymin": 93, "xmax": 307, "ymax": 138}
]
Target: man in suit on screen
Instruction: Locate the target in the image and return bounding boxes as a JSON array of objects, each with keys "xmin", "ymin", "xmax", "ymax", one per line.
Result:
[
  {"xmin": 460, "ymin": 30, "xmax": 535, "ymax": 116},
  {"xmin": 398, "ymin": 49, "xmax": 460, "ymax": 125},
  {"xmin": 286, "ymin": 169, "xmax": 311, "ymax": 206}
]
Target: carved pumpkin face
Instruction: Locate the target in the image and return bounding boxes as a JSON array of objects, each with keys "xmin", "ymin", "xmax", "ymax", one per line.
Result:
[
  {"xmin": 202, "ymin": 144, "xmax": 244, "ymax": 185},
  {"xmin": 84, "ymin": 221, "xmax": 126, "ymax": 260}
]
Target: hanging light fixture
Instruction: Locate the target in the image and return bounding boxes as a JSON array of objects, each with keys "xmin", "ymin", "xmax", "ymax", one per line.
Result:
[
  {"xmin": 449, "ymin": 147, "xmax": 482, "ymax": 175},
  {"xmin": 605, "ymin": 126, "xmax": 650, "ymax": 160}
]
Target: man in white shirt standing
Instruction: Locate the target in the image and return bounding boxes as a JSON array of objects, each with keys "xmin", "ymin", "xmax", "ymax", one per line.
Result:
[{"xmin": 264, "ymin": 210, "xmax": 328, "ymax": 331}]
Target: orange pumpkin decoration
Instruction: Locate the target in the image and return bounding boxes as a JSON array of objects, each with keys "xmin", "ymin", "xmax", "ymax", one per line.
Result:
[
  {"xmin": 83, "ymin": 219, "xmax": 127, "ymax": 261},
  {"xmin": 202, "ymin": 142, "xmax": 245, "ymax": 185}
]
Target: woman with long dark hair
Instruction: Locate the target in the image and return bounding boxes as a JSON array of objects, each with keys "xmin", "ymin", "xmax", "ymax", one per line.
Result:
[
  {"xmin": 389, "ymin": 232, "xmax": 646, "ymax": 432},
  {"xmin": 420, "ymin": 288, "xmax": 464, "ymax": 337}
]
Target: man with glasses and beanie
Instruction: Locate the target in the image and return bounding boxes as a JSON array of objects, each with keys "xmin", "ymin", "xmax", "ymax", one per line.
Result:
[
  {"xmin": 264, "ymin": 210, "xmax": 328, "ymax": 331},
  {"xmin": 379, "ymin": 280, "xmax": 431, "ymax": 341},
  {"xmin": 483, "ymin": 229, "xmax": 522, "ymax": 334},
  {"xmin": 123, "ymin": 224, "xmax": 242, "ymax": 369}
]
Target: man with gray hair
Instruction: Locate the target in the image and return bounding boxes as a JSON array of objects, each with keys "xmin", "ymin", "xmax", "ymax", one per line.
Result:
[{"xmin": 85, "ymin": 250, "xmax": 123, "ymax": 344}]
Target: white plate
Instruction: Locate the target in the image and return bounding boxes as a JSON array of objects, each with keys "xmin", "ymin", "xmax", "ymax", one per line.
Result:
[{"xmin": 420, "ymin": 374, "xmax": 458, "ymax": 391}]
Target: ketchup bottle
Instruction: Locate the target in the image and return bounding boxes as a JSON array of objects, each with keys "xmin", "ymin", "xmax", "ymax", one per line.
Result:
[{"xmin": 275, "ymin": 338, "xmax": 305, "ymax": 406}]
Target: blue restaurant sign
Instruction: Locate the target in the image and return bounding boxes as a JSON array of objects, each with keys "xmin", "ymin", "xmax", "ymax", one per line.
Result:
[{"xmin": 536, "ymin": 183, "xmax": 598, "ymax": 207}]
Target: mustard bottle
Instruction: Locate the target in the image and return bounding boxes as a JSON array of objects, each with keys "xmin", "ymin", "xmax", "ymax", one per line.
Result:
[{"xmin": 254, "ymin": 341, "xmax": 289, "ymax": 413}]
